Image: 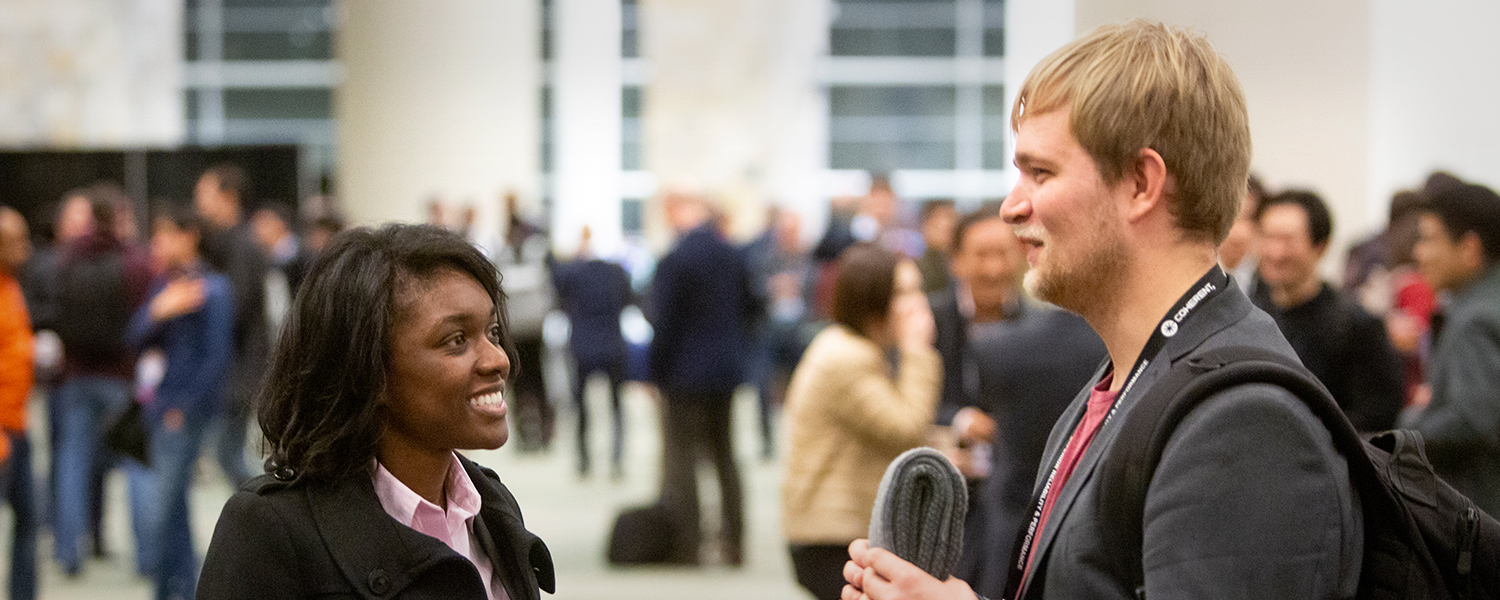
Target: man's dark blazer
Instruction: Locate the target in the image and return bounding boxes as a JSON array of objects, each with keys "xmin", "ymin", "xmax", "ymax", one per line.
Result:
[
  {"xmin": 647, "ymin": 224, "xmax": 759, "ymax": 396},
  {"xmin": 928, "ymin": 286, "xmax": 970, "ymax": 425},
  {"xmin": 1016, "ymin": 280, "xmax": 1362, "ymax": 599},
  {"xmin": 554, "ymin": 258, "xmax": 632, "ymax": 372},
  {"xmin": 957, "ymin": 305, "xmax": 1104, "ymax": 598},
  {"xmin": 198, "ymin": 455, "xmax": 555, "ymax": 600}
]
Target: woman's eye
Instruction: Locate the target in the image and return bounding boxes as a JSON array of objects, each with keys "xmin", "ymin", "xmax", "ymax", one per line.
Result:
[
  {"xmin": 447, "ymin": 332, "xmax": 467, "ymax": 348},
  {"xmin": 487, "ymin": 324, "xmax": 502, "ymax": 344}
]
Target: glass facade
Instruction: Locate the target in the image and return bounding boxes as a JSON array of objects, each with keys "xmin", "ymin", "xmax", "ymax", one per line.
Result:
[
  {"xmin": 826, "ymin": 0, "xmax": 1008, "ymax": 201},
  {"xmin": 184, "ymin": 0, "xmax": 337, "ymax": 195}
]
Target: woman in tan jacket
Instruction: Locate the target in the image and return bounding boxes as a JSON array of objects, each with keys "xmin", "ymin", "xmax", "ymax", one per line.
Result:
[{"xmin": 782, "ymin": 243, "xmax": 941, "ymax": 600}]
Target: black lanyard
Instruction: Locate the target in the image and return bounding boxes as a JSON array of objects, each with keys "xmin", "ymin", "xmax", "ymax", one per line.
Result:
[{"xmin": 1003, "ymin": 265, "xmax": 1229, "ymax": 599}]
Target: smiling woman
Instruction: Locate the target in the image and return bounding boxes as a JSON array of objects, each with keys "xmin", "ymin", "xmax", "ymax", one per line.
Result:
[{"xmin": 196, "ymin": 224, "xmax": 555, "ymax": 600}]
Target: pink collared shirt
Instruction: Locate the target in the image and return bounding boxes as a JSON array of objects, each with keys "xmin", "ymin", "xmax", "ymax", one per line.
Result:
[{"xmin": 373, "ymin": 454, "xmax": 508, "ymax": 600}]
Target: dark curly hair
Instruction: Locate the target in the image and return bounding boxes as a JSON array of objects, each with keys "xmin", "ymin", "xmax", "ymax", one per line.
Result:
[{"xmin": 258, "ymin": 223, "xmax": 515, "ymax": 484}]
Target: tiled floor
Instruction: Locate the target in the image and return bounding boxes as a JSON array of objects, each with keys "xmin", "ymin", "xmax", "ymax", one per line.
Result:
[{"xmin": 10, "ymin": 382, "xmax": 813, "ymax": 599}]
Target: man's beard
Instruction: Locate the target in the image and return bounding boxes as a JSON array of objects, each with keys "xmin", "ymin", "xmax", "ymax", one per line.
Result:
[{"xmin": 1024, "ymin": 224, "xmax": 1128, "ymax": 314}]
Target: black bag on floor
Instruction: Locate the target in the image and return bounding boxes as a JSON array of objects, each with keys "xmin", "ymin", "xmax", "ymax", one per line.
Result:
[
  {"xmin": 1100, "ymin": 345, "xmax": 1500, "ymax": 600},
  {"xmin": 606, "ymin": 503, "xmax": 681, "ymax": 565}
]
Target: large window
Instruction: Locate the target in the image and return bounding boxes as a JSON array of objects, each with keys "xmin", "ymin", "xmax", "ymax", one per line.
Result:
[
  {"xmin": 184, "ymin": 0, "xmax": 336, "ymax": 196},
  {"xmin": 825, "ymin": 0, "xmax": 1008, "ymax": 202}
]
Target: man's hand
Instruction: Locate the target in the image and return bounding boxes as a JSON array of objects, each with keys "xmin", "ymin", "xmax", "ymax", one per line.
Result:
[
  {"xmin": 842, "ymin": 539, "xmax": 977, "ymax": 600},
  {"xmin": 149, "ymin": 278, "xmax": 207, "ymax": 322}
]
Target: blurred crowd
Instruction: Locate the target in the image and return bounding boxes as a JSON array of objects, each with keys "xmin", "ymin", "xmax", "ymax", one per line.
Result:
[{"xmin": 0, "ymin": 156, "xmax": 1497, "ymax": 600}]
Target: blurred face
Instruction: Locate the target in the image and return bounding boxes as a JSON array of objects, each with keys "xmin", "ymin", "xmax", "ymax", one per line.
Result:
[
  {"xmin": 382, "ymin": 269, "xmax": 511, "ymax": 466},
  {"xmin": 1002, "ymin": 110, "xmax": 1129, "ymax": 313},
  {"xmin": 0, "ymin": 212, "xmax": 31, "ymax": 273},
  {"xmin": 1256, "ymin": 203, "xmax": 1325, "ymax": 294},
  {"xmin": 1219, "ymin": 194, "xmax": 1259, "ymax": 269},
  {"xmin": 251, "ymin": 209, "xmax": 289, "ymax": 252},
  {"xmin": 866, "ymin": 260, "xmax": 924, "ymax": 345},
  {"xmin": 1413, "ymin": 213, "xmax": 1481, "ymax": 292},
  {"xmin": 952, "ymin": 217, "xmax": 1023, "ymax": 318},
  {"xmin": 150, "ymin": 218, "xmax": 199, "ymax": 269},
  {"xmin": 921, "ymin": 206, "xmax": 957, "ymax": 253},
  {"xmin": 57, "ymin": 196, "xmax": 94, "ymax": 242},
  {"xmin": 193, "ymin": 174, "xmax": 236, "ymax": 228}
]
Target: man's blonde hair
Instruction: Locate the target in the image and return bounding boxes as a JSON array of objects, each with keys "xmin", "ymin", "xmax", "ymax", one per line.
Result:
[{"xmin": 1012, "ymin": 19, "xmax": 1251, "ymax": 245}]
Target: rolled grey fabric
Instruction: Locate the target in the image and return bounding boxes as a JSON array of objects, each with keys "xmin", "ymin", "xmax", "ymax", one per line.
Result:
[{"xmin": 868, "ymin": 446, "xmax": 967, "ymax": 580}]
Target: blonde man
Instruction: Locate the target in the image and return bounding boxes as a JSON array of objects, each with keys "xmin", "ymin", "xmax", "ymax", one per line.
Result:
[{"xmin": 843, "ymin": 20, "xmax": 1361, "ymax": 600}]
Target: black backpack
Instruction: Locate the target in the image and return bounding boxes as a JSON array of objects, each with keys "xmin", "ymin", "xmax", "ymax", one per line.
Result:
[
  {"xmin": 56, "ymin": 250, "xmax": 132, "ymax": 361},
  {"xmin": 1100, "ymin": 344, "xmax": 1500, "ymax": 600}
]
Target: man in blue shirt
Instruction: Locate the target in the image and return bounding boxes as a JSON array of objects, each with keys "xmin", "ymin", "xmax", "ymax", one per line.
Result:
[{"xmin": 127, "ymin": 206, "xmax": 234, "ymax": 600}]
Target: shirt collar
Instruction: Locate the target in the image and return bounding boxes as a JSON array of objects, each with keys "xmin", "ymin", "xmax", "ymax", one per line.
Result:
[{"xmin": 372, "ymin": 453, "xmax": 484, "ymax": 526}]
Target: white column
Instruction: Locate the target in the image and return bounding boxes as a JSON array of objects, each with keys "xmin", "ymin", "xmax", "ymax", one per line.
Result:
[
  {"xmin": 639, "ymin": 0, "xmax": 826, "ymax": 246},
  {"xmin": 1003, "ymin": 0, "xmax": 1074, "ymax": 168},
  {"xmin": 552, "ymin": 0, "xmax": 623, "ymax": 257},
  {"xmin": 337, "ymin": 0, "xmax": 541, "ymax": 233}
]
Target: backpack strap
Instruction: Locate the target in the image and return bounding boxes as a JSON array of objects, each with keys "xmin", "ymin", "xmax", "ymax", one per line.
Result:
[{"xmin": 1096, "ymin": 344, "xmax": 1425, "ymax": 597}]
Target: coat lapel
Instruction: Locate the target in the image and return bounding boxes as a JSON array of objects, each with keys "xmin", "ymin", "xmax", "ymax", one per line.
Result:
[
  {"xmin": 1018, "ymin": 285, "xmax": 1253, "ymax": 598},
  {"xmin": 306, "ymin": 473, "xmax": 482, "ymax": 598},
  {"xmin": 461, "ymin": 455, "xmax": 556, "ymax": 599}
]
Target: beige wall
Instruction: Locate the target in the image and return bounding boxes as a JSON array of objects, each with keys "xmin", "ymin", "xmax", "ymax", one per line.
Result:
[
  {"xmin": 1074, "ymin": 1, "xmax": 1371, "ymax": 267},
  {"xmin": 336, "ymin": 0, "xmax": 540, "ymax": 233},
  {"xmin": 1368, "ymin": 0, "xmax": 1500, "ymax": 224}
]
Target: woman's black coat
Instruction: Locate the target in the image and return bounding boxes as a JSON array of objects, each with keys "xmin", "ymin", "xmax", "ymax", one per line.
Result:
[{"xmin": 197, "ymin": 454, "xmax": 555, "ymax": 599}]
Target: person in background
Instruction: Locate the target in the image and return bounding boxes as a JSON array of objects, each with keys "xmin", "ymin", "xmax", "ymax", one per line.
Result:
[
  {"xmin": 251, "ymin": 203, "xmax": 308, "ymax": 346},
  {"xmin": 251, "ymin": 203, "xmax": 308, "ymax": 292},
  {"xmin": 1407, "ymin": 176, "xmax": 1500, "ymax": 517},
  {"xmin": 126, "ymin": 206, "xmax": 234, "ymax": 600},
  {"xmin": 52, "ymin": 188, "xmax": 152, "ymax": 576},
  {"xmin": 744, "ymin": 208, "xmax": 813, "ymax": 460},
  {"xmin": 496, "ymin": 192, "xmax": 556, "ymax": 453},
  {"xmin": 302, "ymin": 214, "xmax": 345, "ymax": 258},
  {"xmin": 552, "ymin": 226, "xmax": 633, "ymax": 480},
  {"xmin": 0, "ymin": 207, "xmax": 37, "ymax": 600},
  {"xmin": 648, "ymin": 192, "xmax": 758, "ymax": 566},
  {"xmin": 194, "ymin": 163, "xmax": 269, "ymax": 488},
  {"xmin": 20, "ymin": 192, "xmax": 92, "ymax": 549},
  {"xmin": 198, "ymin": 224, "xmax": 555, "ymax": 599},
  {"xmin": 1251, "ymin": 189, "xmax": 1404, "ymax": 432},
  {"xmin": 781, "ymin": 243, "xmax": 939, "ymax": 600},
  {"xmin": 1218, "ymin": 175, "xmax": 1264, "ymax": 295},
  {"xmin": 1345, "ymin": 186, "xmax": 1438, "ymax": 405},
  {"xmin": 915, "ymin": 200, "xmax": 957, "ymax": 293}
]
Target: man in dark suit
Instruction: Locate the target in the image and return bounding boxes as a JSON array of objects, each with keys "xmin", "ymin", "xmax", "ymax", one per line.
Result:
[
  {"xmin": 195, "ymin": 163, "xmax": 270, "ymax": 487},
  {"xmin": 553, "ymin": 226, "xmax": 633, "ymax": 480},
  {"xmin": 846, "ymin": 20, "xmax": 1360, "ymax": 600},
  {"xmin": 648, "ymin": 193, "xmax": 759, "ymax": 566}
]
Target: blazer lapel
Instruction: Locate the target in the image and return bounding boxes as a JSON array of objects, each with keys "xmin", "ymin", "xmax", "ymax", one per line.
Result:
[{"xmin": 1018, "ymin": 285, "xmax": 1252, "ymax": 598}]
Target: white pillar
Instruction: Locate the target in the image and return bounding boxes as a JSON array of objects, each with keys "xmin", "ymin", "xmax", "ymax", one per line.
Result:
[
  {"xmin": 551, "ymin": 0, "xmax": 623, "ymax": 257},
  {"xmin": 336, "ymin": 0, "xmax": 541, "ymax": 234},
  {"xmin": 638, "ymin": 0, "xmax": 826, "ymax": 246},
  {"xmin": 1003, "ymin": 0, "xmax": 1074, "ymax": 166}
]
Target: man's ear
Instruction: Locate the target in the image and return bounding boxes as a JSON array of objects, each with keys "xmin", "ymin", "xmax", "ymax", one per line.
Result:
[{"xmin": 1125, "ymin": 148, "xmax": 1169, "ymax": 222}]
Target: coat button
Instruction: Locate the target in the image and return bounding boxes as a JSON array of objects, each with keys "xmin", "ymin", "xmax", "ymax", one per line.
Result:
[
  {"xmin": 368, "ymin": 569, "xmax": 389, "ymax": 595},
  {"xmin": 273, "ymin": 467, "xmax": 296, "ymax": 481}
]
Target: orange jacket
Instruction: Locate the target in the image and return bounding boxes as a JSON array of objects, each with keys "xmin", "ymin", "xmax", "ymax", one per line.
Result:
[{"xmin": 0, "ymin": 273, "xmax": 33, "ymax": 462}]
